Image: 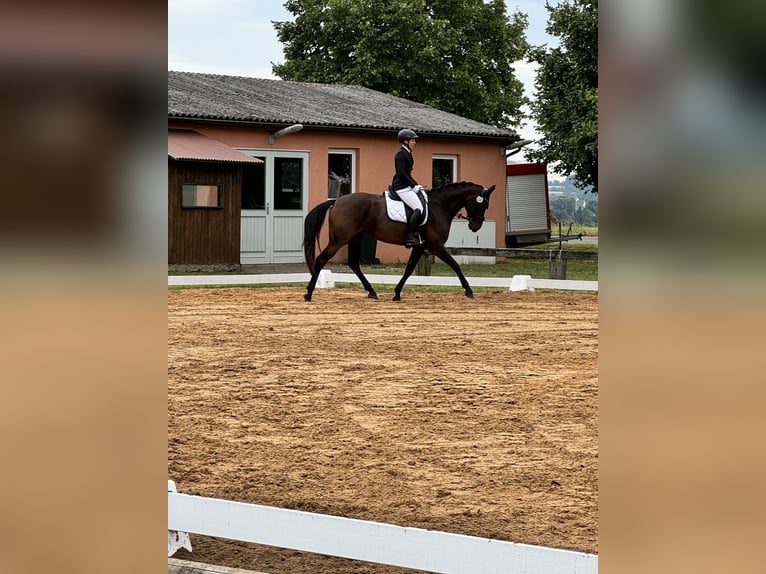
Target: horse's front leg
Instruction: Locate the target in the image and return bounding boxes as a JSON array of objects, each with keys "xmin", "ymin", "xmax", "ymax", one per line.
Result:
[
  {"xmin": 392, "ymin": 245, "xmax": 427, "ymax": 301},
  {"xmin": 428, "ymin": 246, "xmax": 474, "ymax": 298}
]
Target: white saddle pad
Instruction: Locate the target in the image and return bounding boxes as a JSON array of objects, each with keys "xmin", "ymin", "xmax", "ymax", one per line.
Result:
[{"xmin": 384, "ymin": 191, "xmax": 428, "ymax": 225}]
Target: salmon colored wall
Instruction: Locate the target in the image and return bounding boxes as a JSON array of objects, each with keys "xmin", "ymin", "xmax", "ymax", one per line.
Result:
[{"xmin": 170, "ymin": 122, "xmax": 508, "ymax": 264}]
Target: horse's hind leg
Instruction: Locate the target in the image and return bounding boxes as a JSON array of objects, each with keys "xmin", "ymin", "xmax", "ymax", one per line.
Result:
[
  {"xmin": 347, "ymin": 236, "xmax": 378, "ymax": 299},
  {"xmin": 305, "ymin": 243, "xmax": 343, "ymax": 301},
  {"xmin": 392, "ymin": 245, "xmax": 427, "ymax": 301}
]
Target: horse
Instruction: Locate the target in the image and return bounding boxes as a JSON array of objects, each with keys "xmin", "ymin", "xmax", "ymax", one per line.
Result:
[{"xmin": 302, "ymin": 181, "xmax": 496, "ymax": 301}]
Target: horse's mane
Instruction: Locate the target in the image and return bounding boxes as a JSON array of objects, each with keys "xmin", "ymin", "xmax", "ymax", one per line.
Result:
[{"xmin": 428, "ymin": 181, "xmax": 478, "ymax": 195}]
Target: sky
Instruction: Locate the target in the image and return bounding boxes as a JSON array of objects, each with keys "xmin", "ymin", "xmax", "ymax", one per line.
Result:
[{"xmin": 168, "ymin": 0, "xmax": 561, "ymax": 163}]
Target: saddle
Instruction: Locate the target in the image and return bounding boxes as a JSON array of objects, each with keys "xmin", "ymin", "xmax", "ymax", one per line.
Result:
[{"xmin": 384, "ymin": 185, "xmax": 429, "ymax": 225}]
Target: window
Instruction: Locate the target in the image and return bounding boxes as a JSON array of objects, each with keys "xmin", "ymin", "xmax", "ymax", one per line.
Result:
[
  {"xmin": 241, "ymin": 161, "xmax": 266, "ymax": 209},
  {"xmin": 273, "ymin": 157, "xmax": 303, "ymax": 210},
  {"xmin": 432, "ymin": 155, "xmax": 457, "ymax": 189},
  {"xmin": 182, "ymin": 184, "xmax": 221, "ymax": 208},
  {"xmin": 328, "ymin": 150, "xmax": 355, "ymax": 198}
]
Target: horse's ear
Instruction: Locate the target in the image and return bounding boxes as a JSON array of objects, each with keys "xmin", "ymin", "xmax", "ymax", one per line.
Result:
[{"xmin": 482, "ymin": 185, "xmax": 496, "ymax": 198}]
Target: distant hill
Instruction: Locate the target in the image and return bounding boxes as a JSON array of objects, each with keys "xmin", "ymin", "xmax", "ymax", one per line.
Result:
[
  {"xmin": 547, "ymin": 177, "xmax": 598, "ymax": 225},
  {"xmin": 548, "ymin": 177, "xmax": 594, "ymax": 197}
]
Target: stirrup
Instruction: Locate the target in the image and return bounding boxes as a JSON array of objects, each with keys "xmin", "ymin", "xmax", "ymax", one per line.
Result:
[{"xmin": 405, "ymin": 233, "xmax": 423, "ymax": 248}]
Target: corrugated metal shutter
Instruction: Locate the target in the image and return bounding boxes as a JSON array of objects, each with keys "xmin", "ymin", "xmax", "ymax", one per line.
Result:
[{"xmin": 506, "ymin": 174, "xmax": 548, "ymax": 233}]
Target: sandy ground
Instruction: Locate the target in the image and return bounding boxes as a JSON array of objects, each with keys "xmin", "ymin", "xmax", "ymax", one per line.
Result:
[{"xmin": 168, "ymin": 286, "xmax": 598, "ymax": 573}]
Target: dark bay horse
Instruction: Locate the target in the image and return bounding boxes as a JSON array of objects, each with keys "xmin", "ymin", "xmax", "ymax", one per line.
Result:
[{"xmin": 302, "ymin": 181, "xmax": 496, "ymax": 301}]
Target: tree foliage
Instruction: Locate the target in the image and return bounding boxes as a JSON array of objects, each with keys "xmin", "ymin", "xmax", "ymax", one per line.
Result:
[
  {"xmin": 272, "ymin": 0, "xmax": 528, "ymax": 127},
  {"xmin": 527, "ymin": 0, "xmax": 598, "ymax": 191},
  {"xmin": 550, "ymin": 194, "xmax": 598, "ymax": 225}
]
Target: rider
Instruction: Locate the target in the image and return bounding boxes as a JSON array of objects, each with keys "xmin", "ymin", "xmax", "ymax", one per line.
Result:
[{"xmin": 392, "ymin": 128, "xmax": 425, "ymax": 248}]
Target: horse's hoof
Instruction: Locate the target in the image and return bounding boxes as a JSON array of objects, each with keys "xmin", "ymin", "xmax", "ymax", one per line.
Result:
[
  {"xmin": 465, "ymin": 291, "xmax": 474, "ymax": 299},
  {"xmin": 368, "ymin": 292, "xmax": 379, "ymax": 300},
  {"xmin": 304, "ymin": 293, "xmax": 312, "ymax": 302},
  {"xmin": 392, "ymin": 294, "xmax": 401, "ymax": 301}
]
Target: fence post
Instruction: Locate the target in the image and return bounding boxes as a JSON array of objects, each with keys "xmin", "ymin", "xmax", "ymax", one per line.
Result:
[
  {"xmin": 549, "ymin": 250, "xmax": 567, "ymax": 279},
  {"xmin": 416, "ymin": 251, "xmax": 432, "ymax": 276},
  {"xmin": 168, "ymin": 480, "xmax": 192, "ymax": 556}
]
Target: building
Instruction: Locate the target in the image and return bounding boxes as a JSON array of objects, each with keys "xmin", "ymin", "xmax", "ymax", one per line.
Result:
[{"xmin": 168, "ymin": 71, "xmax": 521, "ymax": 266}]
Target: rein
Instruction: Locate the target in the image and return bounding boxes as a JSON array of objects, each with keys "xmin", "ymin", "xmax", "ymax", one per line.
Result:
[{"xmin": 456, "ymin": 212, "xmax": 484, "ymax": 225}]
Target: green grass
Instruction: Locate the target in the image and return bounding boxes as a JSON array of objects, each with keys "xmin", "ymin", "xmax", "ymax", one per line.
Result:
[
  {"xmin": 362, "ymin": 259, "xmax": 598, "ymax": 281},
  {"xmin": 550, "ymin": 222, "xmax": 598, "ymax": 236},
  {"xmin": 168, "ymin": 259, "xmax": 598, "ymax": 295},
  {"xmin": 168, "ymin": 236, "xmax": 598, "ymax": 290}
]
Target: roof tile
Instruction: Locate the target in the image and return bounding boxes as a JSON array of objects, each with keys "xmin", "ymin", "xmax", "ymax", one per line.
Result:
[{"xmin": 168, "ymin": 71, "xmax": 519, "ymax": 143}]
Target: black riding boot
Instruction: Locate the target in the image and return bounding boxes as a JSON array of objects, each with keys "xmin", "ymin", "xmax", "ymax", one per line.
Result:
[{"xmin": 405, "ymin": 208, "xmax": 423, "ymax": 248}]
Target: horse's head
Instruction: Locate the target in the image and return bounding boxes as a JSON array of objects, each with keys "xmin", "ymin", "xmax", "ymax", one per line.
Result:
[{"xmin": 463, "ymin": 184, "xmax": 496, "ymax": 232}]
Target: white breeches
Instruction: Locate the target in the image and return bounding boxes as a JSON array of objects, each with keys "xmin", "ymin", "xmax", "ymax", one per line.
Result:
[{"xmin": 395, "ymin": 187, "xmax": 422, "ymax": 212}]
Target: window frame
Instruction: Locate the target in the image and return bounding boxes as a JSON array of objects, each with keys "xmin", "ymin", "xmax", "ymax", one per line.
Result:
[
  {"xmin": 327, "ymin": 149, "xmax": 356, "ymax": 199},
  {"xmin": 432, "ymin": 154, "xmax": 458, "ymax": 188},
  {"xmin": 181, "ymin": 183, "xmax": 222, "ymax": 209}
]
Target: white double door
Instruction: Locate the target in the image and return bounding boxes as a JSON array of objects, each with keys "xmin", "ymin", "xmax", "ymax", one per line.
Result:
[{"xmin": 239, "ymin": 150, "xmax": 308, "ymax": 264}]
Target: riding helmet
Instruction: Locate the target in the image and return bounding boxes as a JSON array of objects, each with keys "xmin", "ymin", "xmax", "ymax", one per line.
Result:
[{"xmin": 397, "ymin": 128, "xmax": 419, "ymax": 143}]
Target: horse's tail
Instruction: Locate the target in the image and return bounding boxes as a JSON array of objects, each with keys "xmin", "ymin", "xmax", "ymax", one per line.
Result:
[{"xmin": 303, "ymin": 199, "xmax": 336, "ymax": 275}]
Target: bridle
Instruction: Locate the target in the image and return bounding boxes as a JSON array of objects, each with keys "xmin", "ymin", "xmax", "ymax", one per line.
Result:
[{"xmin": 456, "ymin": 195, "xmax": 488, "ymax": 227}]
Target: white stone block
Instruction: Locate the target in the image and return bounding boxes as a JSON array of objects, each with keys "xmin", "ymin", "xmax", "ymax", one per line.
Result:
[
  {"xmin": 316, "ymin": 269, "xmax": 335, "ymax": 288},
  {"xmin": 509, "ymin": 275, "xmax": 532, "ymax": 291}
]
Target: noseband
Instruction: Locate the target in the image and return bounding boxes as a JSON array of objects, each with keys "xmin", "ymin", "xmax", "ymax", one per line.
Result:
[{"xmin": 456, "ymin": 212, "xmax": 484, "ymax": 226}]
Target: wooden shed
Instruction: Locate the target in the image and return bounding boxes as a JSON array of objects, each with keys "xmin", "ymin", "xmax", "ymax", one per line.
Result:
[
  {"xmin": 168, "ymin": 129, "xmax": 263, "ymax": 265},
  {"xmin": 168, "ymin": 71, "xmax": 524, "ymax": 266}
]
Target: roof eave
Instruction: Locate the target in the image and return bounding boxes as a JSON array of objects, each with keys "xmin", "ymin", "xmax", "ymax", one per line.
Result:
[{"xmin": 168, "ymin": 115, "xmax": 521, "ymax": 146}]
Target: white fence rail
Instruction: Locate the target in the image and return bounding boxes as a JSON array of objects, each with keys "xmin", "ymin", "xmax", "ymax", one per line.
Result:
[
  {"xmin": 168, "ymin": 271, "xmax": 597, "ymax": 292},
  {"xmin": 168, "ymin": 491, "xmax": 597, "ymax": 574}
]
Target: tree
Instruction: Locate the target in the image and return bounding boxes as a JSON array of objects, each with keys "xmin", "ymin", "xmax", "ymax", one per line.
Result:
[
  {"xmin": 574, "ymin": 197, "xmax": 598, "ymax": 226},
  {"xmin": 549, "ymin": 194, "xmax": 598, "ymax": 225},
  {"xmin": 272, "ymin": 0, "xmax": 528, "ymax": 127},
  {"xmin": 527, "ymin": 0, "xmax": 598, "ymax": 191},
  {"xmin": 550, "ymin": 194, "xmax": 576, "ymax": 223}
]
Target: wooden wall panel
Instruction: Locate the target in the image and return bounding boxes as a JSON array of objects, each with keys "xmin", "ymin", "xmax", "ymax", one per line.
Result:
[{"xmin": 169, "ymin": 161, "xmax": 242, "ymax": 264}]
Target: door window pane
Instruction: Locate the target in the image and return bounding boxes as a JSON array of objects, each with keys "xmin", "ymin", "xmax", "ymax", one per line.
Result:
[
  {"xmin": 274, "ymin": 157, "xmax": 303, "ymax": 210},
  {"xmin": 241, "ymin": 159, "xmax": 266, "ymax": 209}
]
